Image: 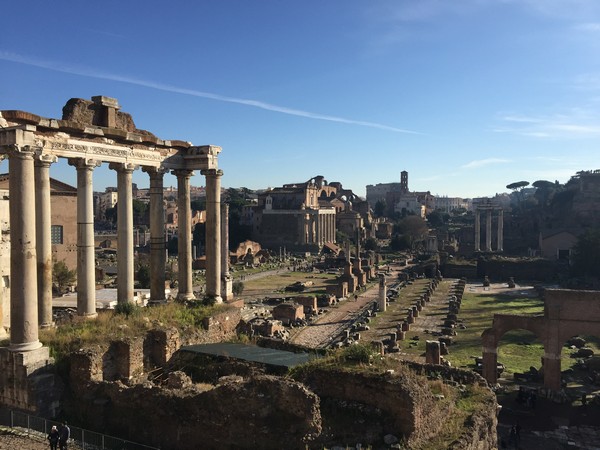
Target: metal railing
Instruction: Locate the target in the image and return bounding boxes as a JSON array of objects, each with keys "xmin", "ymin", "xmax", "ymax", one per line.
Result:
[{"xmin": 0, "ymin": 408, "xmax": 160, "ymax": 450}]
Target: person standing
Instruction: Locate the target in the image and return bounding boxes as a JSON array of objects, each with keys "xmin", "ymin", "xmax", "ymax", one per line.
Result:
[
  {"xmin": 59, "ymin": 421, "xmax": 70, "ymax": 450},
  {"xmin": 47, "ymin": 425, "xmax": 59, "ymax": 450}
]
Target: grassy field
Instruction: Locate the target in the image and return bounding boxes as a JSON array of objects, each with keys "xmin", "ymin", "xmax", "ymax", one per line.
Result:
[{"xmin": 396, "ymin": 283, "xmax": 600, "ymax": 376}]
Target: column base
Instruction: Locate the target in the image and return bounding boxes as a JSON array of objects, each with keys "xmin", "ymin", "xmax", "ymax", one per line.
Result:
[
  {"xmin": 40, "ymin": 321, "xmax": 55, "ymax": 329},
  {"xmin": 79, "ymin": 312, "xmax": 98, "ymax": 320},
  {"xmin": 9, "ymin": 340, "xmax": 43, "ymax": 352},
  {"xmin": 177, "ymin": 292, "xmax": 196, "ymax": 302},
  {"xmin": 148, "ymin": 299, "xmax": 168, "ymax": 306}
]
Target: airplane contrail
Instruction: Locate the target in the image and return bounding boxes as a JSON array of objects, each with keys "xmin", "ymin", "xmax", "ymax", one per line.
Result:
[{"xmin": 0, "ymin": 50, "xmax": 419, "ymax": 134}]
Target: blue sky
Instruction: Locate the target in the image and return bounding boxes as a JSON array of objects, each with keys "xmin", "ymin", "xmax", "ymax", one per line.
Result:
[{"xmin": 0, "ymin": 0, "xmax": 599, "ymax": 198}]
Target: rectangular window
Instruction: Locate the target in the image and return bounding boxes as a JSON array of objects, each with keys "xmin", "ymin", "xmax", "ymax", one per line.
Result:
[{"xmin": 51, "ymin": 225, "xmax": 63, "ymax": 245}]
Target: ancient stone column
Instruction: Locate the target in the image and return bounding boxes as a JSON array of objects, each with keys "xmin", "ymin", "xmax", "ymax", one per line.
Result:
[
  {"xmin": 202, "ymin": 169, "xmax": 222, "ymax": 303},
  {"xmin": 221, "ymin": 202, "xmax": 233, "ymax": 301},
  {"xmin": 110, "ymin": 162, "xmax": 137, "ymax": 305},
  {"xmin": 482, "ymin": 346, "xmax": 498, "ymax": 384},
  {"xmin": 378, "ymin": 273, "xmax": 387, "ymax": 312},
  {"xmin": 69, "ymin": 158, "xmax": 101, "ymax": 317},
  {"xmin": 497, "ymin": 209, "xmax": 503, "ymax": 252},
  {"xmin": 35, "ymin": 154, "xmax": 57, "ymax": 327},
  {"xmin": 144, "ymin": 167, "xmax": 167, "ymax": 304},
  {"xmin": 8, "ymin": 145, "xmax": 42, "ymax": 351},
  {"xmin": 474, "ymin": 210, "xmax": 480, "ymax": 252},
  {"xmin": 174, "ymin": 169, "xmax": 195, "ymax": 301},
  {"xmin": 485, "ymin": 209, "xmax": 492, "ymax": 252}
]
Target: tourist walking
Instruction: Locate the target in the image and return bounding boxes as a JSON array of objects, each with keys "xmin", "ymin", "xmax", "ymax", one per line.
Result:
[
  {"xmin": 47, "ymin": 425, "xmax": 59, "ymax": 450},
  {"xmin": 59, "ymin": 421, "xmax": 70, "ymax": 450}
]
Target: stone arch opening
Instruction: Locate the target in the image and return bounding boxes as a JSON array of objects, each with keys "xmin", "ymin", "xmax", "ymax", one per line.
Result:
[{"xmin": 496, "ymin": 328, "xmax": 545, "ymax": 383}]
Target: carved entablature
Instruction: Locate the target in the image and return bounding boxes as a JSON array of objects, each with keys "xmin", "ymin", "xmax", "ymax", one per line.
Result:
[{"xmin": 0, "ymin": 97, "xmax": 220, "ymax": 172}]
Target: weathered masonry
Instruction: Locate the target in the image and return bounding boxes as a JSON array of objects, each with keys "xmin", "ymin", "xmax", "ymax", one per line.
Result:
[
  {"xmin": 0, "ymin": 96, "xmax": 225, "ymax": 375},
  {"xmin": 481, "ymin": 289, "xmax": 600, "ymax": 390}
]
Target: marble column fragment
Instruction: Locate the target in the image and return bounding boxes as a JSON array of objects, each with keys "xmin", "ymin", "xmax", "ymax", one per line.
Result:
[
  {"xmin": 202, "ymin": 168, "xmax": 222, "ymax": 303},
  {"xmin": 8, "ymin": 145, "xmax": 42, "ymax": 351},
  {"xmin": 174, "ymin": 169, "xmax": 195, "ymax": 301},
  {"xmin": 110, "ymin": 162, "xmax": 137, "ymax": 305},
  {"xmin": 35, "ymin": 154, "xmax": 57, "ymax": 327}
]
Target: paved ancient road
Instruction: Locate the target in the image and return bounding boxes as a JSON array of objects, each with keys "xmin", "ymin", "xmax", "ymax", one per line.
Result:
[
  {"xmin": 289, "ymin": 263, "xmax": 415, "ymax": 348},
  {"xmin": 289, "ymin": 284, "xmax": 380, "ymax": 348}
]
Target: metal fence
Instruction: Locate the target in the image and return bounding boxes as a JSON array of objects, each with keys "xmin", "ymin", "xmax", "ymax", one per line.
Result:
[{"xmin": 0, "ymin": 408, "xmax": 160, "ymax": 450}]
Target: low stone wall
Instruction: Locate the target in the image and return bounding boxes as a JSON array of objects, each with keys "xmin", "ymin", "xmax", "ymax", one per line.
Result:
[
  {"xmin": 297, "ymin": 367, "xmax": 450, "ymax": 447},
  {"xmin": 478, "ymin": 258, "xmax": 561, "ymax": 282},
  {"xmin": 69, "ymin": 374, "xmax": 322, "ymax": 450},
  {"xmin": 69, "ymin": 307, "xmax": 242, "ymax": 386}
]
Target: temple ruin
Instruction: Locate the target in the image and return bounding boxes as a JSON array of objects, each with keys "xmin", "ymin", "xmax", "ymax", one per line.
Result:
[{"xmin": 0, "ymin": 96, "xmax": 225, "ymax": 411}]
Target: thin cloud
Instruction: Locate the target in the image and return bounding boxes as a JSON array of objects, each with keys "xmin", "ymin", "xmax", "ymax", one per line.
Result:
[
  {"xmin": 0, "ymin": 51, "xmax": 418, "ymax": 135},
  {"xmin": 462, "ymin": 158, "xmax": 511, "ymax": 169},
  {"xmin": 495, "ymin": 108, "xmax": 600, "ymax": 138}
]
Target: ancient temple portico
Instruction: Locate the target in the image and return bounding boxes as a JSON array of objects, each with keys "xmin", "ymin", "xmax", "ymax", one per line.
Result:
[
  {"xmin": 473, "ymin": 200, "xmax": 503, "ymax": 252},
  {"xmin": 0, "ymin": 96, "xmax": 223, "ymax": 354}
]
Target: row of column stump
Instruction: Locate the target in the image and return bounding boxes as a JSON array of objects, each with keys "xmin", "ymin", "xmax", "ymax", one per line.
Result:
[{"xmin": 426, "ymin": 278, "xmax": 467, "ymax": 365}]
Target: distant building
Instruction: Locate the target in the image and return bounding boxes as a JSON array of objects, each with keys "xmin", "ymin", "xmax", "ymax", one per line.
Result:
[
  {"xmin": 434, "ymin": 196, "xmax": 472, "ymax": 213},
  {"xmin": 539, "ymin": 230, "xmax": 579, "ymax": 260},
  {"xmin": 0, "ymin": 174, "xmax": 78, "ymax": 270},
  {"xmin": 244, "ymin": 175, "xmax": 367, "ymax": 251},
  {"xmin": 366, "ymin": 170, "xmax": 409, "ymax": 205}
]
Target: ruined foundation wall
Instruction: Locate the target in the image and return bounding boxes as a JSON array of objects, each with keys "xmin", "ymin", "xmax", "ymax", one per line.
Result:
[
  {"xmin": 67, "ymin": 375, "xmax": 321, "ymax": 450},
  {"xmin": 69, "ymin": 307, "xmax": 242, "ymax": 385},
  {"xmin": 298, "ymin": 367, "xmax": 449, "ymax": 446}
]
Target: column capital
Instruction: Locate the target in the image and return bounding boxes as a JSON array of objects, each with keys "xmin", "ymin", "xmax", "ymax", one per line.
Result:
[
  {"xmin": 172, "ymin": 168, "xmax": 194, "ymax": 179},
  {"xmin": 34, "ymin": 153, "xmax": 58, "ymax": 167},
  {"xmin": 142, "ymin": 166, "xmax": 169, "ymax": 178},
  {"xmin": 109, "ymin": 162, "xmax": 138, "ymax": 173},
  {"xmin": 5, "ymin": 144, "xmax": 37, "ymax": 160},
  {"xmin": 68, "ymin": 158, "xmax": 102, "ymax": 170},
  {"xmin": 200, "ymin": 168, "xmax": 223, "ymax": 178}
]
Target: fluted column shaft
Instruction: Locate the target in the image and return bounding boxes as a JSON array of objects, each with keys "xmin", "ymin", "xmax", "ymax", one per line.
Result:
[
  {"xmin": 35, "ymin": 155, "xmax": 57, "ymax": 327},
  {"xmin": 144, "ymin": 167, "xmax": 167, "ymax": 303},
  {"xmin": 69, "ymin": 158, "xmax": 100, "ymax": 317},
  {"xmin": 485, "ymin": 209, "xmax": 492, "ymax": 252},
  {"xmin": 174, "ymin": 169, "xmax": 195, "ymax": 301},
  {"xmin": 203, "ymin": 169, "xmax": 222, "ymax": 302},
  {"xmin": 8, "ymin": 146, "xmax": 42, "ymax": 351},
  {"xmin": 474, "ymin": 210, "xmax": 481, "ymax": 252},
  {"xmin": 110, "ymin": 162, "xmax": 136, "ymax": 304}
]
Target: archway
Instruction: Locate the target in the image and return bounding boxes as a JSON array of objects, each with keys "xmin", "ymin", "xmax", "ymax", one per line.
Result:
[{"xmin": 497, "ymin": 328, "xmax": 545, "ymax": 384}]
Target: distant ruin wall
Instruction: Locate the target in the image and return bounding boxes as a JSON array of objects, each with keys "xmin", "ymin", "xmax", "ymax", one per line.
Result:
[{"xmin": 477, "ymin": 258, "xmax": 560, "ymax": 281}]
